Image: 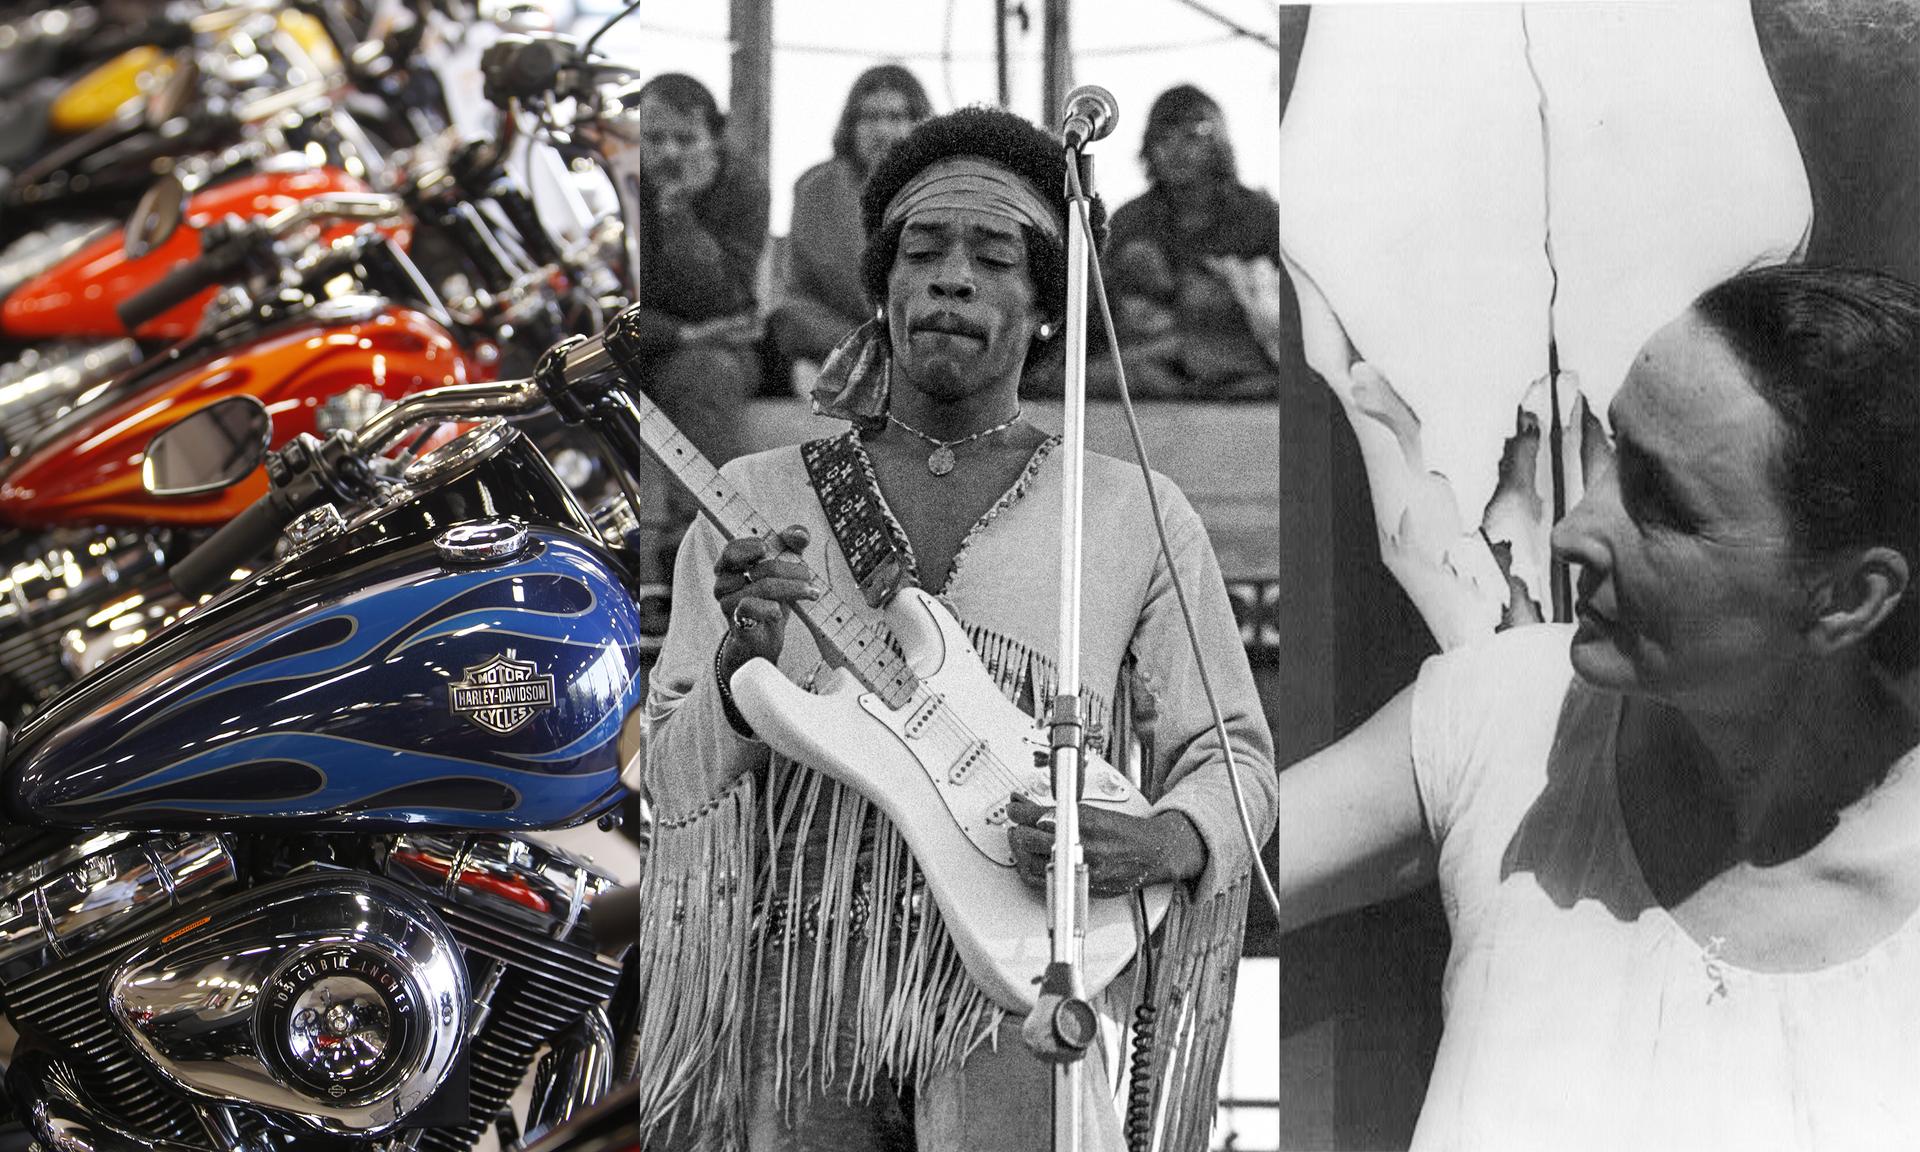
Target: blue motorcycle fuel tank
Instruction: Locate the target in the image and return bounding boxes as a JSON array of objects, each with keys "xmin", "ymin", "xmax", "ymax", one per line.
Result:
[{"xmin": 5, "ymin": 429, "xmax": 645, "ymax": 831}]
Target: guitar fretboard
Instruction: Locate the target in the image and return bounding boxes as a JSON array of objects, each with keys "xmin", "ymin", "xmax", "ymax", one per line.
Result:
[{"xmin": 630, "ymin": 396, "xmax": 919, "ymax": 710}]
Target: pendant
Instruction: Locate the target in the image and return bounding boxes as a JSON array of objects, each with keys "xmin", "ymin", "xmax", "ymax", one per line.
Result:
[{"xmin": 927, "ymin": 446, "xmax": 956, "ymax": 476}]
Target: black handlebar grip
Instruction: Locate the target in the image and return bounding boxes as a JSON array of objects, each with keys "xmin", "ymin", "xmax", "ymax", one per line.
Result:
[
  {"xmin": 169, "ymin": 492, "xmax": 296, "ymax": 599},
  {"xmin": 117, "ymin": 241, "xmax": 246, "ymax": 331}
]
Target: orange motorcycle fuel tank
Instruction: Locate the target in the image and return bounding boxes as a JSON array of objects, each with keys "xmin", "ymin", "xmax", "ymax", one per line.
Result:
[
  {"xmin": 0, "ymin": 297, "xmax": 466, "ymax": 527},
  {"xmin": 0, "ymin": 167, "xmax": 413, "ymax": 343}
]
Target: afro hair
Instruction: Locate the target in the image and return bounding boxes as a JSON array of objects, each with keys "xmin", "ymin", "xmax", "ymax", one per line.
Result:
[{"xmin": 858, "ymin": 105, "xmax": 1109, "ymax": 322}]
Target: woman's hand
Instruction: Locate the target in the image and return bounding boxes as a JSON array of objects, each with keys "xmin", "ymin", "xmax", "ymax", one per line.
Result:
[
  {"xmin": 713, "ymin": 525, "xmax": 821, "ymax": 679},
  {"xmin": 1005, "ymin": 796, "xmax": 1208, "ymax": 896}
]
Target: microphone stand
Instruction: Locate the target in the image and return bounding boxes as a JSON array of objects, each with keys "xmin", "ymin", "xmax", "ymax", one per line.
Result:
[{"xmin": 1022, "ymin": 143, "xmax": 1101, "ymax": 1152}]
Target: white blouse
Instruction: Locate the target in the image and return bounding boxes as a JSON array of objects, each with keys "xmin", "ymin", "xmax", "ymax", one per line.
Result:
[{"xmin": 1408, "ymin": 624, "xmax": 1920, "ymax": 1152}]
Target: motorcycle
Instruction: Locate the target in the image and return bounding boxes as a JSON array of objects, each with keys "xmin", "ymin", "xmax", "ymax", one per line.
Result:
[
  {"xmin": 0, "ymin": 191, "xmax": 475, "ymax": 714},
  {"xmin": 0, "ymin": 2, "xmax": 427, "ymax": 246},
  {"xmin": 0, "ymin": 348, "xmax": 649, "ymax": 1149},
  {"xmin": 0, "ymin": 26, "xmax": 643, "ymax": 718}
]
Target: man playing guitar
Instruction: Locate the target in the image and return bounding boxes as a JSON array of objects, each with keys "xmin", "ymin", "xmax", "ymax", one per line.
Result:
[{"xmin": 636, "ymin": 106, "xmax": 1276, "ymax": 1151}]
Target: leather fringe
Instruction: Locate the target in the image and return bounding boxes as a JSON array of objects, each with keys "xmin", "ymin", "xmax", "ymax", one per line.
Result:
[
  {"xmin": 1139, "ymin": 875, "xmax": 1253, "ymax": 1152},
  {"xmin": 757, "ymin": 758, "xmax": 1002, "ymax": 1114},
  {"xmin": 630, "ymin": 773, "xmax": 759, "ymax": 1148},
  {"xmin": 636, "ymin": 624, "xmax": 1236, "ymax": 1148}
]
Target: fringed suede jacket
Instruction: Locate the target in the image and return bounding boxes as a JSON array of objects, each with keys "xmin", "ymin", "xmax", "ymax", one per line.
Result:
[{"xmin": 633, "ymin": 431, "xmax": 1278, "ymax": 1150}]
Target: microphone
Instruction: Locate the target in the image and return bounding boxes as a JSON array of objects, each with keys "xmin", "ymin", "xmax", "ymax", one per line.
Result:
[{"xmin": 1060, "ymin": 84, "xmax": 1118, "ymax": 151}]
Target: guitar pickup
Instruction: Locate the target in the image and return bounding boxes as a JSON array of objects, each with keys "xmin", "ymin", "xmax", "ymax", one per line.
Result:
[
  {"xmin": 948, "ymin": 739, "xmax": 988, "ymax": 784},
  {"xmin": 905, "ymin": 693, "xmax": 943, "ymax": 738},
  {"xmin": 984, "ymin": 799, "xmax": 1010, "ymax": 826}
]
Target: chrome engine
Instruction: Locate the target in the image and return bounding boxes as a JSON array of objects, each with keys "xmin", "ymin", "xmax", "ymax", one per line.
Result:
[
  {"xmin": 0, "ymin": 831, "xmax": 625, "ymax": 1150},
  {"xmin": 0, "ymin": 338, "xmax": 141, "ymax": 457},
  {"xmin": 0, "ymin": 525, "xmax": 189, "ymax": 709}
]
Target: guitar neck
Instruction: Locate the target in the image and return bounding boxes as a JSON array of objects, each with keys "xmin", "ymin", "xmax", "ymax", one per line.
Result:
[{"xmin": 628, "ymin": 394, "xmax": 919, "ymax": 708}]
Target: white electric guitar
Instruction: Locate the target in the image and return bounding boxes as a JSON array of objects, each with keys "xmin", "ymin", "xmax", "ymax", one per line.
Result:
[{"xmin": 624, "ymin": 388, "xmax": 1173, "ymax": 1013}]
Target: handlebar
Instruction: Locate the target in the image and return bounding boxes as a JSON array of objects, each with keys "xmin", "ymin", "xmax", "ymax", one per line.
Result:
[
  {"xmin": 116, "ymin": 229, "xmax": 249, "ymax": 330},
  {"xmin": 116, "ymin": 194, "xmax": 411, "ymax": 331},
  {"xmin": 354, "ymin": 377, "xmax": 547, "ymax": 455},
  {"xmin": 168, "ymin": 306, "xmax": 675, "ymax": 603},
  {"xmin": 168, "ymin": 377, "xmax": 548, "ymax": 598},
  {"xmin": 264, "ymin": 192, "xmax": 408, "ymax": 237},
  {"xmin": 169, "ymin": 485, "xmax": 304, "ymax": 599}
]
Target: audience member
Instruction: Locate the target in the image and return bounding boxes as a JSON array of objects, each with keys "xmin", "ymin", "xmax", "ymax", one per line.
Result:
[
  {"xmin": 629, "ymin": 73, "xmax": 769, "ymax": 569},
  {"xmin": 766, "ymin": 64, "xmax": 932, "ymax": 378},
  {"xmin": 1095, "ymin": 84, "xmax": 1285, "ymax": 400}
]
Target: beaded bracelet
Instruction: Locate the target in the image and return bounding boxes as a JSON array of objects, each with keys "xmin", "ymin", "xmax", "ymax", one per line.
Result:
[{"xmin": 714, "ymin": 641, "xmax": 755, "ymax": 738}]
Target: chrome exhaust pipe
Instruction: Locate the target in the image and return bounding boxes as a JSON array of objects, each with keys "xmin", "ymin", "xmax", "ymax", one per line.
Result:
[{"xmin": 523, "ymin": 1007, "xmax": 616, "ymax": 1144}]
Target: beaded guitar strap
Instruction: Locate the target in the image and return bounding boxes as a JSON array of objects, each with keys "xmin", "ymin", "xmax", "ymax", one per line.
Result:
[{"xmin": 800, "ymin": 431, "xmax": 913, "ymax": 607}]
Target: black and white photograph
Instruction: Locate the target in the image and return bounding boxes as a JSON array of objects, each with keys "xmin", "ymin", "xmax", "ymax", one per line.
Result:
[{"xmin": 0, "ymin": 0, "xmax": 1913, "ymax": 1150}]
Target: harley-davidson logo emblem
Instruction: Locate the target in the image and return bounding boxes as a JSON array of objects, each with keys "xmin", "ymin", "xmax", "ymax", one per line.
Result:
[{"xmin": 450, "ymin": 652, "xmax": 556, "ymax": 735}]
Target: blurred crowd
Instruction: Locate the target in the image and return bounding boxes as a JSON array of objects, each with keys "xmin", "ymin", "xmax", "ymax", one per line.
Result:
[{"xmin": 633, "ymin": 66, "xmax": 1287, "ymax": 452}]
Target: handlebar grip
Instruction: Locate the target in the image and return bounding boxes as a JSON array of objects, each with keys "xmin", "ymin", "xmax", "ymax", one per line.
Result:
[
  {"xmin": 170, "ymin": 492, "xmax": 297, "ymax": 599},
  {"xmin": 117, "ymin": 240, "xmax": 247, "ymax": 331}
]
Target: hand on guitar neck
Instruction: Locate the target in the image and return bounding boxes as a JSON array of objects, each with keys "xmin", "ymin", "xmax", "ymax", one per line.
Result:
[
  {"xmin": 1007, "ymin": 796, "xmax": 1209, "ymax": 894},
  {"xmin": 713, "ymin": 524, "xmax": 822, "ymax": 687}
]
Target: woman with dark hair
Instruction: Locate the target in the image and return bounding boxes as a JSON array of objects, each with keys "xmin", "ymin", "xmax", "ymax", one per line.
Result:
[
  {"xmin": 767, "ymin": 64, "xmax": 932, "ymax": 375},
  {"xmin": 1096, "ymin": 83, "xmax": 1289, "ymax": 400},
  {"xmin": 636, "ymin": 105, "xmax": 1273, "ymax": 1151},
  {"xmin": 1275, "ymin": 265, "xmax": 1920, "ymax": 1150},
  {"xmin": 627, "ymin": 72, "xmax": 768, "ymax": 571}
]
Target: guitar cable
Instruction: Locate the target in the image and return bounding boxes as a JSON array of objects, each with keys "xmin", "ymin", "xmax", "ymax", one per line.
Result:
[
  {"xmin": 1068, "ymin": 159, "xmax": 1283, "ymax": 926},
  {"xmin": 1125, "ymin": 889, "xmax": 1160, "ymax": 1152}
]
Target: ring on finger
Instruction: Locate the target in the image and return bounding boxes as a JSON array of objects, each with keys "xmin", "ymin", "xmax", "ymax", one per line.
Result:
[
  {"xmin": 1036, "ymin": 813, "xmax": 1057, "ymax": 833},
  {"xmin": 733, "ymin": 604, "xmax": 757, "ymax": 631}
]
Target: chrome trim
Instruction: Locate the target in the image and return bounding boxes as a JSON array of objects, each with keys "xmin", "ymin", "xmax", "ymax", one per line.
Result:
[
  {"xmin": 302, "ymin": 293, "xmax": 389, "ymax": 327},
  {"xmin": 60, "ymin": 581, "xmax": 195, "ymax": 683},
  {"xmin": 435, "ymin": 521, "xmax": 529, "ymax": 564},
  {"xmin": 0, "ymin": 527, "xmax": 171, "ymax": 632},
  {"xmin": 588, "ymin": 492, "xmax": 641, "ymax": 549},
  {"xmin": 0, "ymin": 221, "xmax": 115, "ymax": 300},
  {"xmin": 264, "ymin": 192, "xmax": 408, "ymax": 238},
  {"xmin": 108, "ymin": 873, "xmax": 468, "ymax": 1137},
  {"xmin": 0, "ymin": 833, "xmax": 234, "ymax": 985},
  {"xmin": 285, "ymin": 503, "xmax": 347, "ymax": 550},
  {"xmin": 314, "ymin": 383, "xmax": 391, "ymax": 436},
  {"xmin": 524, "ymin": 1007, "xmax": 616, "ymax": 1144},
  {"xmin": 400, "ymin": 418, "xmax": 517, "ymax": 486},
  {"xmin": 0, "ymin": 339, "xmax": 141, "ymax": 454},
  {"xmin": 358, "ymin": 378, "xmax": 544, "ymax": 458},
  {"xmin": 385, "ymin": 833, "xmax": 618, "ymax": 943},
  {"xmin": 7, "ymin": 1051, "xmax": 205, "ymax": 1152}
]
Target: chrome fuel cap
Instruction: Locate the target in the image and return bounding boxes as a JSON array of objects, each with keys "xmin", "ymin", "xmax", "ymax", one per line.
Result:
[{"xmin": 435, "ymin": 521, "xmax": 528, "ymax": 564}]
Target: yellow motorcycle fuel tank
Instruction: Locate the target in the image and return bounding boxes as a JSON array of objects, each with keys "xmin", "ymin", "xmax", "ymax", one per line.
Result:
[{"xmin": 48, "ymin": 45, "xmax": 169, "ymax": 133}]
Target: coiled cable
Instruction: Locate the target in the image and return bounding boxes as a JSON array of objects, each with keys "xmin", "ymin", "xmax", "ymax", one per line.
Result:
[{"xmin": 1125, "ymin": 890, "xmax": 1159, "ymax": 1152}]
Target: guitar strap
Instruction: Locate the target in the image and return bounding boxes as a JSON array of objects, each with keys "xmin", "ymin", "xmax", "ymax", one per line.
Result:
[{"xmin": 800, "ymin": 431, "xmax": 913, "ymax": 608}]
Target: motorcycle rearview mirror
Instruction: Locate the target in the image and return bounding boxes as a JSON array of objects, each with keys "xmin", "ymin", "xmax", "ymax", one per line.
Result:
[
  {"xmin": 142, "ymin": 395, "xmax": 273, "ymax": 497},
  {"xmin": 124, "ymin": 172, "xmax": 189, "ymax": 259},
  {"xmin": 145, "ymin": 51, "xmax": 199, "ymax": 129}
]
